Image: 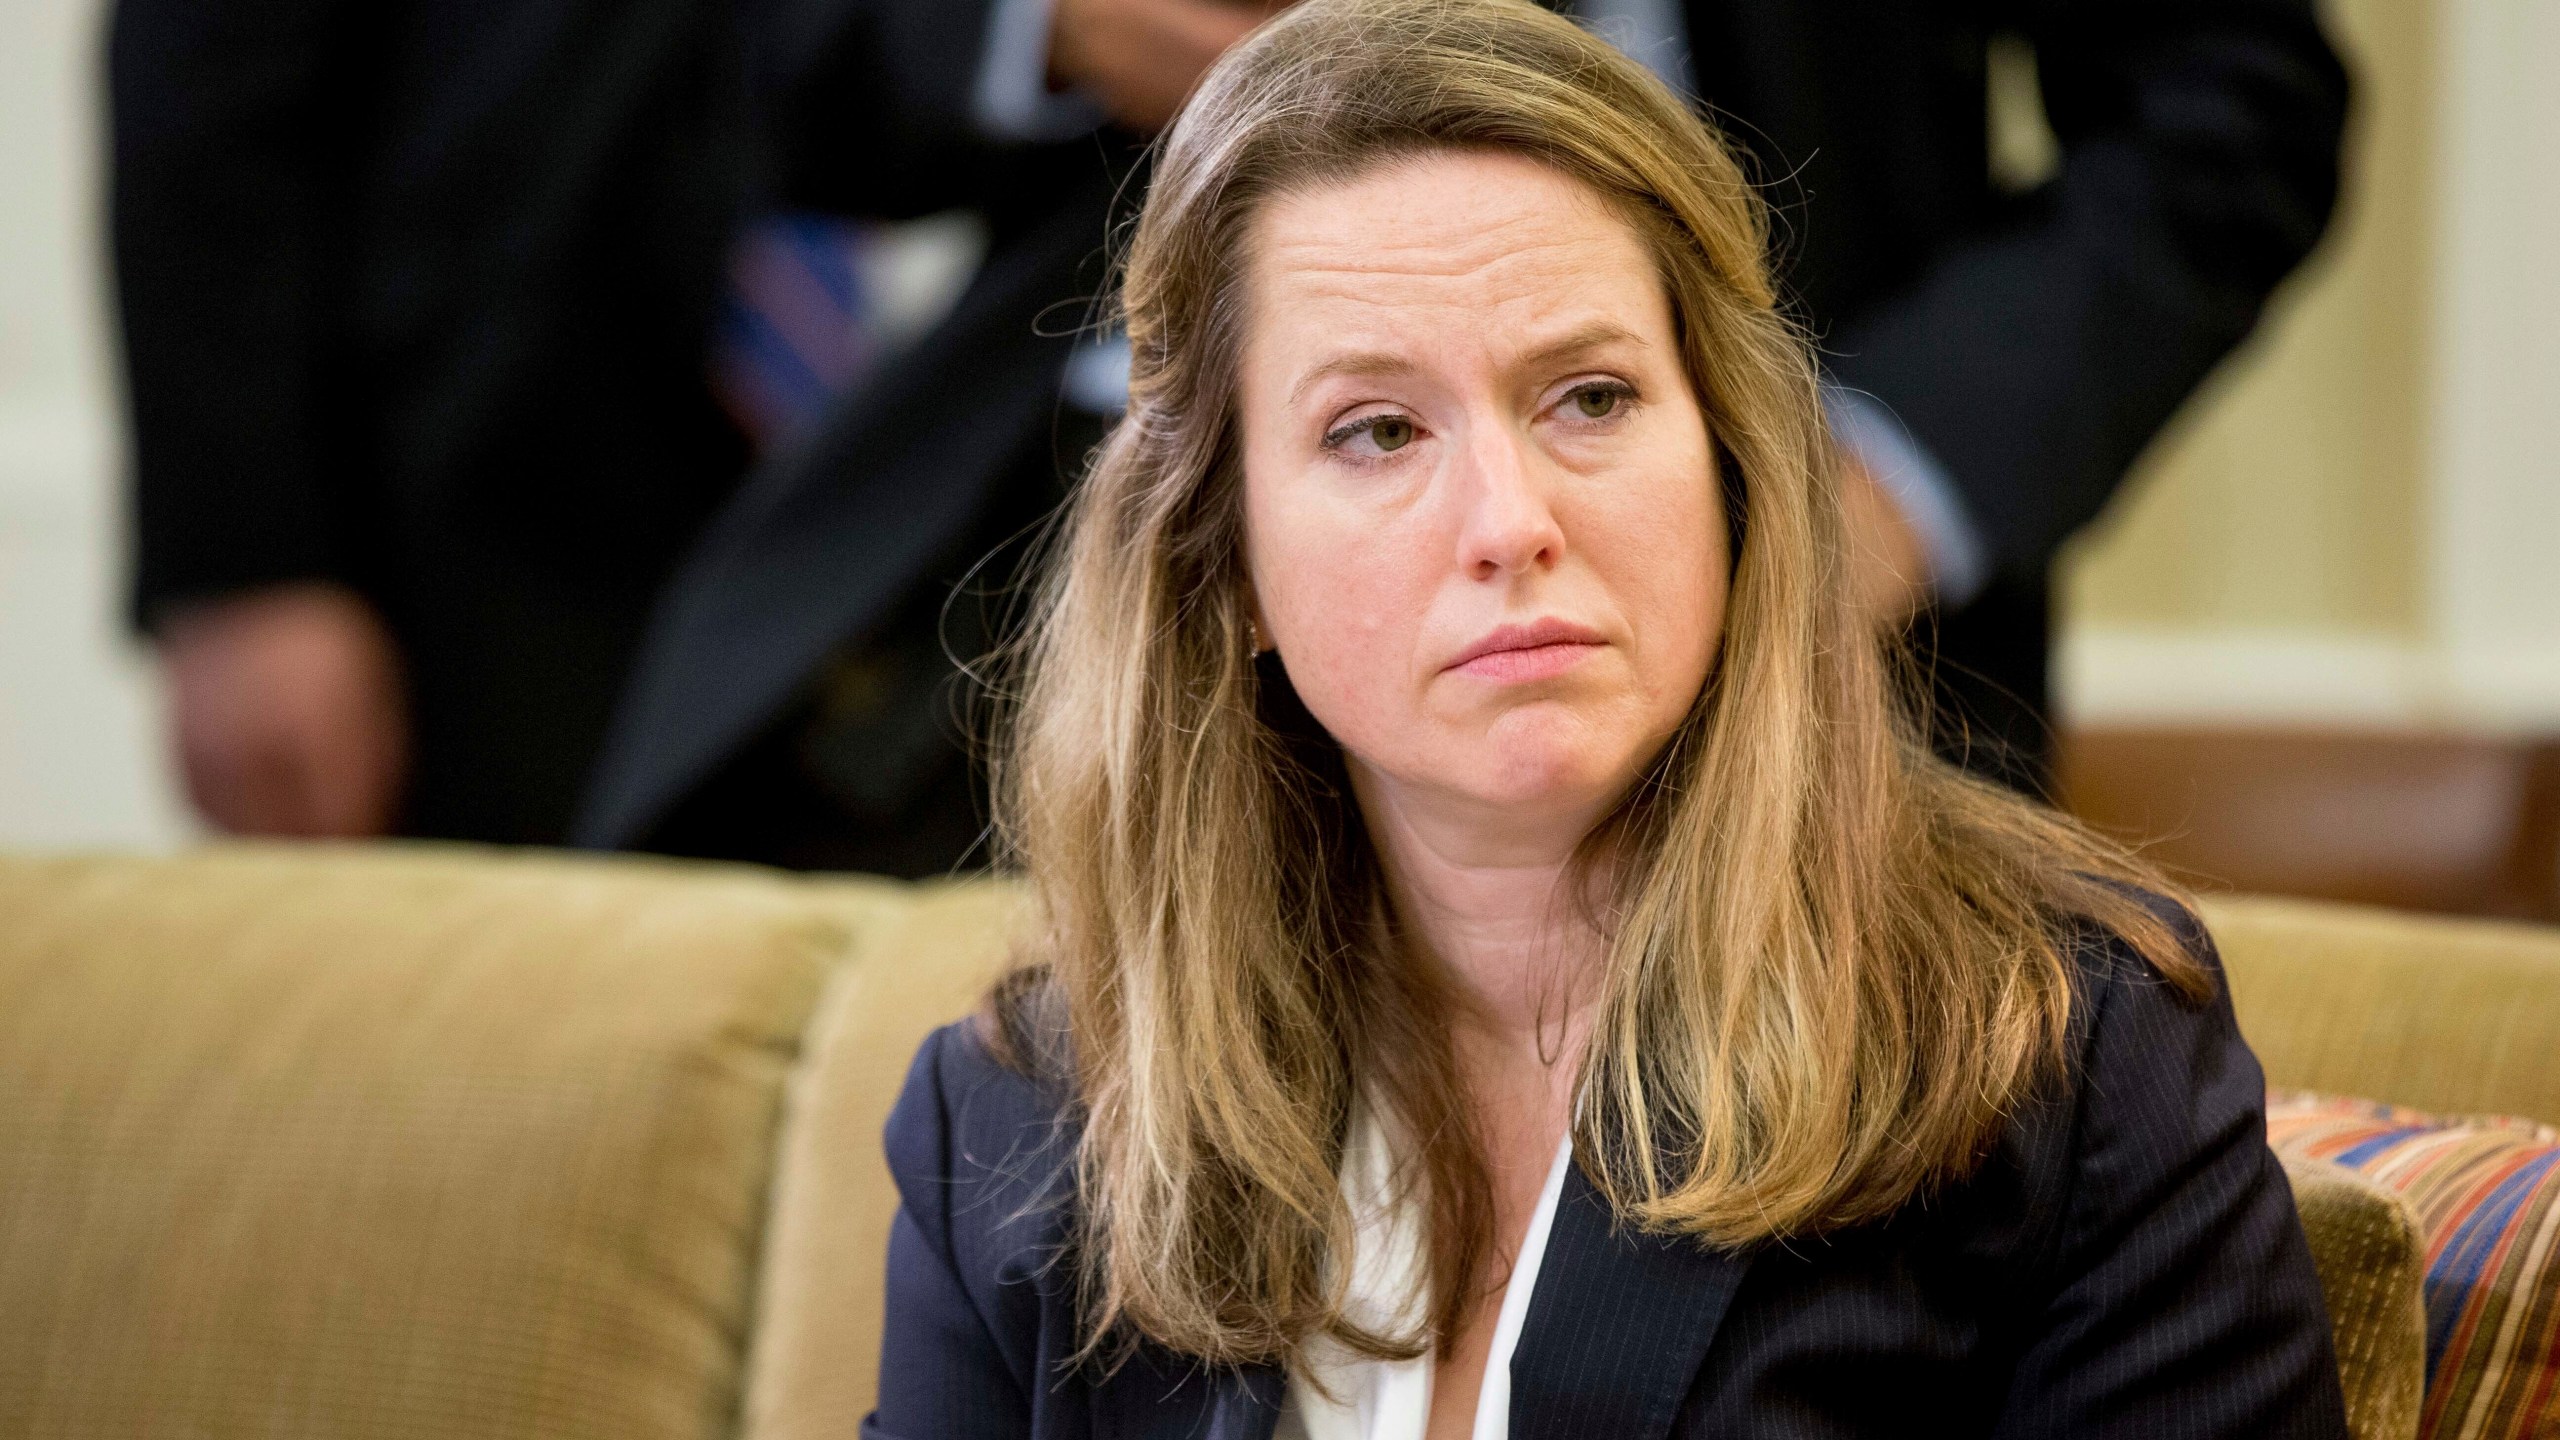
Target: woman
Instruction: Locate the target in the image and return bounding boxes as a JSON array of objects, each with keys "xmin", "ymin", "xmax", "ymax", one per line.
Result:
[{"xmin": 867, "ymin": 1, "xmax": 2346, "ymax": 1436}]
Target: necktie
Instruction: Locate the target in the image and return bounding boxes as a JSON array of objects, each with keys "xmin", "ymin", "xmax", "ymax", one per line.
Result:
[{"xmin": 711, "ymin": 212, "xmax": 877, "ymax": 452}]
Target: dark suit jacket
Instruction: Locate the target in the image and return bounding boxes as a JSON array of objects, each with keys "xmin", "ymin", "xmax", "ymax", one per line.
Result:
[
  {"xmin": 570, "ymin": 0, "xmax": 1132, "ymax": 867},
  {"xmin": 866, "ymin": 925, "xmax": 2348, "ymax": 1439},
  {"xmin": 576, "ymin": 0, "xmax": 2347, "ymax": 859},
  {"xmin": 111, "ymin": 0, "xmax": 758, "ymax": 841}
]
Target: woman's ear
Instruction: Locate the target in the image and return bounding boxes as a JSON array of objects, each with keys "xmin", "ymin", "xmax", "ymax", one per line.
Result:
[{"xmin": 1244, "ymin": 583, "xmax": 1273, "ymax": 656}]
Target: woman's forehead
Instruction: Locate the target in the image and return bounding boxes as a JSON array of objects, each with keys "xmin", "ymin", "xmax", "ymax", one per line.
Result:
[
  {"xmin": 1242, "ymin": 152, "xmax": 1670, "ymax": 355},
  {"xmin": 1250, "ymin": 150, "xmax": 1633, "ymax": 281}
]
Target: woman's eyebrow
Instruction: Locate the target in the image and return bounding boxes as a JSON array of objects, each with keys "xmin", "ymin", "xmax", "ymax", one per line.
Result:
[
  {"xmin": 1288, "ymin": 350, "xmax": 1415, "ymax": 406},
  {"xmin": 1288, "ymin": 321, "xmax": 1647, "ymax": 407},
  {"xmin": 1514, "ymin": 320, "xmax": 1647, "ymax": 371}
]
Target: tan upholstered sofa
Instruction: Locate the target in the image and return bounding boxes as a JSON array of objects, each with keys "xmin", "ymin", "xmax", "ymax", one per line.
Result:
[{"xmin": 5, "ymin": 845, "xmax": 2556, "ymax": 1439}]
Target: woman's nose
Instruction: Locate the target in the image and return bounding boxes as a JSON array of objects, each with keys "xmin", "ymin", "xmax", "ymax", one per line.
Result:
[{"xmin": 1454, "ymin": 425, "xmax": 1565, "ymax": 578}]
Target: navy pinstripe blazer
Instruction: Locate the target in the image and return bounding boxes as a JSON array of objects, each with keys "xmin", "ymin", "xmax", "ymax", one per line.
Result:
[{"xmin": 865, "ymin": 926, "xmax": 2350, "ymax": 1439}]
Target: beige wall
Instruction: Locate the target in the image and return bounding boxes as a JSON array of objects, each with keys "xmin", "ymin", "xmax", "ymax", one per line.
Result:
[
  {"xmin": 2065, "ymin": 0, "xmax": 2428, "ymax": 638},
  {"xmin": 2060, "ymin": 0, "xmax": 2560, "ymax": 728},
  {"xmin": 0, "ymin": 0, "xmax": 188, "ymax": 849},
  {"xmin": 2428, "ymin": 0, "xmax": 2560, "ymax": 720}
]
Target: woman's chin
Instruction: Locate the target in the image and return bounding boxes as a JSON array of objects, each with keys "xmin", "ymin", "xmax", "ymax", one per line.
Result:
[
  {"xmin": 1342, "ymin": 705, "xmax": 1668, "ymax": 830},
  {"xmin": 1457, "ymin": 742, "xmax": 1646, "ymax": 823},
  {"xmin": 1461, "ymin": 706, "xmax": 1657, "ymax": 799}
]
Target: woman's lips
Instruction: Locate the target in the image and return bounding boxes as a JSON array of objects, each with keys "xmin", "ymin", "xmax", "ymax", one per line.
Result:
[
  {"xmin": 1446, "ymin": 619, "xmax": 1607, "ymax": 682},
  {"xmin": 1454, "ymin": 642, "xmax": 1603, "ymax": 682}
]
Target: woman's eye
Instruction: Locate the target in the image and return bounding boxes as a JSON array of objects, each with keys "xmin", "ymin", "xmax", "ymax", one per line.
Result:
[
  {"xmin": 1569, "ymin": 383, "xmax": 1628, "ymax": 419},
  {"xmin": 1324, "ymin": 413, "xmax": 1418, "ymax": 456}
]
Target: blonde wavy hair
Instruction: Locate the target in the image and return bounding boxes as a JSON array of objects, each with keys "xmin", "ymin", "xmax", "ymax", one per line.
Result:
[{"xmin": 990, "ymin": 0, "xmax": 2200, "ymax": 1370}]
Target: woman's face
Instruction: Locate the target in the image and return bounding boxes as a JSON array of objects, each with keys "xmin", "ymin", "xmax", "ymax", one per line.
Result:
[{"xmin": 1238, "ymin": 149, "xmax": 1727, "ymax": 849}]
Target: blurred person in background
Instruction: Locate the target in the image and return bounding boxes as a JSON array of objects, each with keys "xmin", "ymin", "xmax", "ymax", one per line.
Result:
[
  {"xmin": 575, "ymin": 0, "xmax": 2345, "ymax": 872},
  {"xmin": 570, "ymin": 0, "xmax": 1292, "ymax": 873},
  {"xmin": 110, "ymin": 0, "xmax": 778, "ymax": 842}
]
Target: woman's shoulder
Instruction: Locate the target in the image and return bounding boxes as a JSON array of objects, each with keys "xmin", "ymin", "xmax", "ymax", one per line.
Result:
[
  {"xmin": 883, "ymin": 1012, "xmax": 1083, "ymax": 1266},
  {"xmin": 1943, "ymin": 891, "xmax": 2254, "ymax": 1234},
  {"xmin": 2038, "ymin": 888, "xmax": 2275, "ymax": 1225},
  {"xmin": 1958, "ymin": 893, "xmax": 2344, "ymax": 1433},
  {"xmin": 2056, "ymin": 885, "xmax": 2233, "ymax": 1070}
]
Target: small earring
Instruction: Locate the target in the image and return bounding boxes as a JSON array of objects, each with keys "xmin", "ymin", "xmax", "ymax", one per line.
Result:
[{"xmin": 1246, "ymin": 618, "xmax": 1267, "ymax": 658}]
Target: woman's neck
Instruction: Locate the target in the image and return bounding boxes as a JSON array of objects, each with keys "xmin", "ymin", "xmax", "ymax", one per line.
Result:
[{"xmin": 1349, "ymin": 764, "xmax": 1608, "ymax": 1064}]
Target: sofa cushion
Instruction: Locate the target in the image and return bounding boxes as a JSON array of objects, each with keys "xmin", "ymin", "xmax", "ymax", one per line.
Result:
[
  {"xmin": 2208, "ymin": 895, "xmax": 2560, "ymax": 1126},
  {"xmin": 0, "ymin": 846, "xmax": 846, "ymax": 1440},
  {"xmin": 739, "ymin": 878, "xmax": 1026, "ymax": 1440},
  {"xmin": 2269, "ymin": 1091, "xmax": 2560, "ymax": 1440},
  {"xmin": 2281, "ymin": 1153, "xmax": 2430, "ymax": 1440}
]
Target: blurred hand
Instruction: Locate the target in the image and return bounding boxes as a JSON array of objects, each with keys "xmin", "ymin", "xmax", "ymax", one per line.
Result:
[
  {"xmin": 158, "ymin": 582, "xmax": 409, "ymax": 838},
  {"xmin": 1838, "ymin": 454, "xmax": 1932, "ymax": 628},
  {"xmin": 1049, "ymin": 0, "xmax": 1293, "ymax": 133}
]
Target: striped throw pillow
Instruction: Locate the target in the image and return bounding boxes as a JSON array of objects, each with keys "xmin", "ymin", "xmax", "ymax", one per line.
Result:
[{"xmin": 2267, "ymin": 1091, "xmax": 2560, "ymax": 1440}]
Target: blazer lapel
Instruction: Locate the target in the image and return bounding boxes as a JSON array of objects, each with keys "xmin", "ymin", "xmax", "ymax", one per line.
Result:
[{"xmin": 1508, "ymin": 1163, "xmax": 1752, "ymax": 1440}]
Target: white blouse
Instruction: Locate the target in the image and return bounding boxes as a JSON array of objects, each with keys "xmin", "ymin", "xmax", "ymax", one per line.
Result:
[{"xmin": 1275, "ymin": 1108, "xmax": 1575, "ymax": 1440}]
